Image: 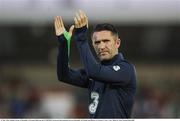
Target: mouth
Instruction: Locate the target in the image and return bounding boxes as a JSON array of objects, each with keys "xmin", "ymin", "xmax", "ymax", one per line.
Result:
[{"xmin": 99, "ymin": 51, "xmax": 109, "ymax": 56}]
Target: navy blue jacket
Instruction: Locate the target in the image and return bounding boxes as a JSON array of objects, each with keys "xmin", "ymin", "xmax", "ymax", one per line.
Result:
[{"xmin": 57, "ymin": 26, "xmax": 137, "ymax": 118}]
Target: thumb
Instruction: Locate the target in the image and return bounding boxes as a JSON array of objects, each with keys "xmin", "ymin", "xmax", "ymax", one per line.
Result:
[{"xmin": 69, "ymin": 25, "xmax": 75, "ymax": 37}]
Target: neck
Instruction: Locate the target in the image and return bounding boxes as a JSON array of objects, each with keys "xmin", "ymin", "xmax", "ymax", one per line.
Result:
[{"xmin": 101, "ymin": 54, "xmax": 119, "ymax": 65}]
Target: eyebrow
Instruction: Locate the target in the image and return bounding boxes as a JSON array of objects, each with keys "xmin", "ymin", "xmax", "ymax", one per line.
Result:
[{"xmin": 93, "ymin": 39, "xmax": 110, "ymax": 43}]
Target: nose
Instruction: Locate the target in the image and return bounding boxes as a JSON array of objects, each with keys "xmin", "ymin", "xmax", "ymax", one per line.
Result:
[{"xmin": 98, "ymin": 42, "xmax": 106, "ymax": 50}]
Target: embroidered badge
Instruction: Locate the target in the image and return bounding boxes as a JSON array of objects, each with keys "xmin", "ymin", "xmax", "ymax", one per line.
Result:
[{"xmin": 113, "ymin": 65, "xmax": 120, "ymax": 71}]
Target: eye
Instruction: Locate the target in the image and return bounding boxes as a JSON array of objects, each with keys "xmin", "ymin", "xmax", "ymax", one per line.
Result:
[
  {"xmin": 103, "ymin": 39, "xmax": 110, "ymax": 43},
  {"xmin": 94, "ymin": 41, "xmax": 100, "ymax": 45}
]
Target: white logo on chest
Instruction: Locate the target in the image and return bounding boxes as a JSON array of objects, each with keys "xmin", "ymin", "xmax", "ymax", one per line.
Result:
[{"xmin": 113, "ymin": 65, "xmax": 120, "ymax": 71}]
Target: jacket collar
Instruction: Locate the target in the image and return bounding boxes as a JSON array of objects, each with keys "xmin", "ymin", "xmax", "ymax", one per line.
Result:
[{"xmin": 101, "ymin": 53, "xmax": 124, "ymax": 65}]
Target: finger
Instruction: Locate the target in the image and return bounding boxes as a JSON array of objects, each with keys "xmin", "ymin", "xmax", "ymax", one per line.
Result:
[
  {"xmin": 79, "ymin": 10, "xmax": 85, "ymax": 26},
  {"xmin": 55, "ymin": 16, "xmax": 60, "ymax": 30},
  {"xmin": 79, "ymin": 10, "xmax": 88, "ymax": 27},
  {"xmin": 56, "ymin": 16, "xmax": 60, "ymax": 27},
  {"xmin": 83, "ymin": 12, "xmax": 88, "ymax": 27},
  {"xmin": 54, "ymin": 17, "xmax": 58, "ymax": 34},
  {"xmin": 59, "ymin": 16, "xmax": 64, "ymax": 28},
  {"xmin": 55, "ymin": 16, "xmax": 62, "ymax": 35},
  {"xmin": 85, "ymin": 16, "xmax": 89, "ymax": 28},
  {"xmin": 76, "ymin": 13, "xmax": 81, "ymax": 27},
  {"xmin": 83, "ymin": 11, "xmax": 89, "ymax": 28},
  {"xmin": 69, "ymin": 25, "xmax": 74, "ymax": 36},
  {"xmin": 76, "ymin": 13, "xmax": 81, "ymax": 22},
  {"xmin": 74, "ymin": 17, "xmax": 79, "ymax": 28},
  {"xmin": 57, "ymin": 16, "xmax": 61, "ymax": 28},
  {"xmin": 80, "ymin": 10, "xmax": 86, "ymax": 20},
  {"xmin": 79, "ymin": 10, "xmax": 84, "ymax": 20},
  {"xmin": 79, "ymin": 10, "xmax": 86, "ymax": 19},
  {"xmin": 54, "ymin": 16, "xmax": 57, "ymax": 28}
]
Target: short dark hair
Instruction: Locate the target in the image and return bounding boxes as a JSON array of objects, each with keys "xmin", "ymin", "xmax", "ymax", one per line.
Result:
[{"xmin": 92, "ymin": 23, "xmax": 119, "ymax": 37}]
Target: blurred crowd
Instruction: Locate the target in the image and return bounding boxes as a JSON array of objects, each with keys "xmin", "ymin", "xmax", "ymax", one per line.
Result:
[
  {"xmin": 0, "ymin": 74, "xmax": 179, "ymax": 118},
  {"xmin": 0, "ymin": 75, "xmax": 42, "ymax": 118},
  {"xmin": 132, "ymin": 86, "xmax": 180, "ymax": 118},
  {"xmin": 0, "ymin": 74, "xmax": 88, "ymax": 118}
]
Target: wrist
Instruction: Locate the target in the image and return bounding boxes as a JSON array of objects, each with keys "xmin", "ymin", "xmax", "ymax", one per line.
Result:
[
  {"xmin": 75, "ymin": 25, "xmax": 87, "ymax": 33},
  {"xmin": 57, "ymin": 34, "xmax": 66, "ymax": 43}
]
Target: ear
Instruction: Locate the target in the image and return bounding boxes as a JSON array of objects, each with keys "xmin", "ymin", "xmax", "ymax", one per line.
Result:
[{"xmin": 116, "ymin": 38, "xmax": 121, "ymax": 48}]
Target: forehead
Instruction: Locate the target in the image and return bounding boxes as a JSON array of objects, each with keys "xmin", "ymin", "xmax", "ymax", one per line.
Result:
[{"xmin": 92, "ymin": 30, "xmax": 114, "ymax": 40}]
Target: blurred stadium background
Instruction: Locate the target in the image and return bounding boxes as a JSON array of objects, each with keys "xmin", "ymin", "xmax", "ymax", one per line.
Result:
[{"xmin": 0, "ymin": 0, "xmax": 180, "ymax": 118}]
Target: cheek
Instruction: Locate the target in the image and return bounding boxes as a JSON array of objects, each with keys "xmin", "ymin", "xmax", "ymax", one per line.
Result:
[
  {"xmin": 93, "ymin": 45, "xmax": 98, "ymax": 52},
  {"xmin": 108, "ymin": 43, "xmax": 117, "ymax": 53},
  {"xmin": 107, "ymin": 43, "xmax": 114, "ymax": 51}
]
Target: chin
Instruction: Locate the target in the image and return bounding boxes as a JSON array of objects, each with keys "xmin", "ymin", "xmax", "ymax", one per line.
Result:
[{"xmin": 99, "ymin": 56, "xmax": 111, "ymax": 61}]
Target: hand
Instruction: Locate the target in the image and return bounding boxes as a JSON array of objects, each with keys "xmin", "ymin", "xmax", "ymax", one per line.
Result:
[
  {"xmin": 54, "ymin": 16, "xmax": 75, "ymax": 37},
  {"xmin": 74, "ymin": 10, "xmax": 88, "ymax": 29},
  {"xmin": 54, "ymin": 16, "xmax": 65, "ymax": 36}
]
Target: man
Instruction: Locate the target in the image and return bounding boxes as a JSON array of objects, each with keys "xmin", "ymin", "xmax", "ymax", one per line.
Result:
[{"xmin": 54, "ymin": 10, "xmax": 137, "ymax": 118}]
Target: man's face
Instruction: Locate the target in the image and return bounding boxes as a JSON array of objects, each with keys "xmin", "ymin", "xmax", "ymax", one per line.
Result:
[{"xmin": 92, "ymin": 30, "xmax": 120, "ymax": 61}]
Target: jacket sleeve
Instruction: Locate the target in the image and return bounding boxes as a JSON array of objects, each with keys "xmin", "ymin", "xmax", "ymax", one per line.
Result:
[
  {"xmin": 74, "ymin": 26, "xmax": 136, "ymax": 86},
  {"xmin": 57, "ymin": 34, "xmax": 89, "ymax": 88}
]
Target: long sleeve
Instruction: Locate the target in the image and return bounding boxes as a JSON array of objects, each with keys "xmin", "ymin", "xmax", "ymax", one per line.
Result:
[
  {"xmin": 74, "ymin": 26, "xmax": 135, "ymax": 85},
  {"xmin": 57, "ymin": 34, "xmax": 89, "ymax": 88}
]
